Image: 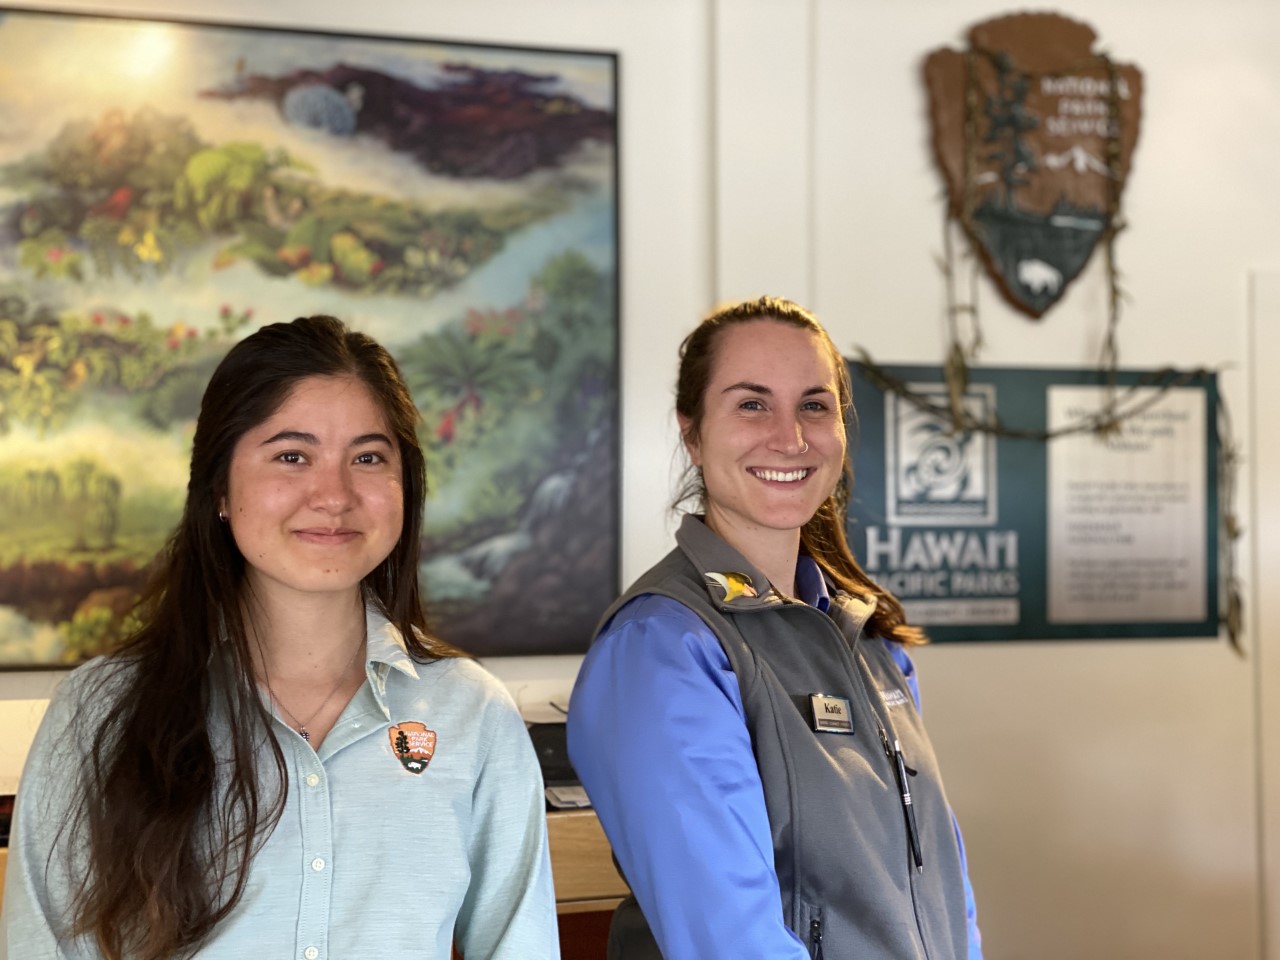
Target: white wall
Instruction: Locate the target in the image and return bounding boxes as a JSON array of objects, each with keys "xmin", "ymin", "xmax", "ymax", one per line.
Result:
[
  {"xmin": 4, "ymin": 2, "xmax": 1280, "ymax": 959},
  {"xmin": 1253, "ymin": 269, "xmax": 1280, "ymax": 960}
]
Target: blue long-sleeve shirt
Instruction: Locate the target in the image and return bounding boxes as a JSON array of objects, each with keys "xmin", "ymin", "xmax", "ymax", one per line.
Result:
[{"xmin": 568, "ymin": 557, "xmax": 982, "ymax": 960}]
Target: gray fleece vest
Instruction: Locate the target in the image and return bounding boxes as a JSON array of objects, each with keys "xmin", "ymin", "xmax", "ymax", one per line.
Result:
[{"xmin": 601, "ymin": 516, "xmax": 969, "ymax": 960}]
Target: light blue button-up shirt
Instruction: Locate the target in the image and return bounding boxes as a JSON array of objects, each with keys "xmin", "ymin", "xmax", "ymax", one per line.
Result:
[{"xmin": 2, "ymin": 610, "xmax": 559, "ymax": 960}]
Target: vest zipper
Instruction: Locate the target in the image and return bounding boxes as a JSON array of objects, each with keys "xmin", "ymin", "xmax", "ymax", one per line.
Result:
[
  {"xmin": 794, "ymin": 600, "xmax": 925, "ymax": 879},
  {"xmin": 785, "ymin": 601, "xmax": 930, "ymax": 960},
  {"xmin": 809, "ymin": 916, "xmax": 824, "ymax": 960},
  {"xmin": 854, "ymin": 647, "xmax": 922, "ymax": 873},
  {"xmin": 857, "ymin": 648, "xmax": 935, "ymax": 960},
  {"xmin": 786, "ymin": 603, "xmax": 917, "ymax": 870}
]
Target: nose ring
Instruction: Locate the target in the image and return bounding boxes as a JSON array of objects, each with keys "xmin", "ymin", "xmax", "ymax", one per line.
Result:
[{"xmin": 799, "ymin": 440, "xmax": 810, "ymax": 454}]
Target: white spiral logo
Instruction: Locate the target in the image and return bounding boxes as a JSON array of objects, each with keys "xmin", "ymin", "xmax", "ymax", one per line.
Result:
[{"xmin": 911, "ymin": 433, "xmax": 968, "ymax": 494}]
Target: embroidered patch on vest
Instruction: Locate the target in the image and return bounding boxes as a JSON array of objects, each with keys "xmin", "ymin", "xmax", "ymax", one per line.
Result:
[
  {"xmin": 880, "ymin": 687, "xmax": 910, "ymax": 710},
  {"xmin": 704, "ymin": 571, "xmax": 758, "ymax": 602},
  {"xmin": 810, "ymin": 693, "xmax": 854, "ymax": 734},
  {"xmin": 389, "ymin": 721, "xmax": 437, "ymax": 774}
]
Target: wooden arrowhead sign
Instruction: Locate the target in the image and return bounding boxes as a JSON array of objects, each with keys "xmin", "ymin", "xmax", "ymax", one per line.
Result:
[{"xmin": 924, "ymin": 13, "xmax": 1142, "ymax": 318}]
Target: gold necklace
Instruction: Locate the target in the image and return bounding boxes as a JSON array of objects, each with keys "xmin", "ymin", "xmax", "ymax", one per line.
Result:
[{"xmin": 268, "ymin": 630, "xmax": 366, "ymax": 743}]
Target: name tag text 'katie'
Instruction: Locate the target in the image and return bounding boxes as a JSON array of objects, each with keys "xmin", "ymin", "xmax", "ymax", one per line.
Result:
[{"xmin": 810, "ymin": 694, "xmax": 853, "ymax": 734}]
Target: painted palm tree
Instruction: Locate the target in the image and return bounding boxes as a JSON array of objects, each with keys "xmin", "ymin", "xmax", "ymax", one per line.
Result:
[{"xmin": 401, "ymin": 324, "xmax": 530, "ymax": 444}]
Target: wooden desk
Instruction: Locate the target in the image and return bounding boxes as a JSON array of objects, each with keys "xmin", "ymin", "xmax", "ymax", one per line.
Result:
[
  {"xmin": 547, "ymin": 808, "xmax": 628, "ymax": 914},
  {"xmin": 0, "ymin": 814, "xmax": 626, "ymax": 918}
]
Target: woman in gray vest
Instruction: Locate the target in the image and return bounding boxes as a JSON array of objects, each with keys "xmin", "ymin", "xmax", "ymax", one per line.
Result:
[{"xmin": 568, "ymin": 296, "xmax": 982, "ymax": 960}]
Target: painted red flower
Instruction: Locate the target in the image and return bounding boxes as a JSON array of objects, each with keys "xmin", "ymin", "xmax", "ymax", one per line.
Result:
[
  {"xmin": 88, "ymin": 185, "xmax": 134, "ymax": 220},
  {"xmin": 436, "ymin": 408, "xmax": 456, "ymax": 443}
]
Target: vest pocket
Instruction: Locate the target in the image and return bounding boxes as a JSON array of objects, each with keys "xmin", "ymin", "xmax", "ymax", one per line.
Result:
[{"xmin": 802, "ymin": 902, "xmax": 825, "ymax": 960}]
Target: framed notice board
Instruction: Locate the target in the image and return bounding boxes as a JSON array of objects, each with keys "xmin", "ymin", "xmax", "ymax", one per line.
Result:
[{"xmin": 847, "ymin": 363, "xmax": 1219, "ymax": 642}]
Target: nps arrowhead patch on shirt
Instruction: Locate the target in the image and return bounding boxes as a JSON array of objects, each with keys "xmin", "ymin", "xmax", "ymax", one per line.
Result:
[{"xmin": 389, "ymin": 721, "xmax": 437, "ymax": 774}]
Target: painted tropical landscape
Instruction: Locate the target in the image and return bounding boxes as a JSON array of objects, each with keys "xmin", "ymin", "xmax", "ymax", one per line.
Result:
[{"xmin": 0, "ymin": 10, "xmax": 618, "ymax": 663}]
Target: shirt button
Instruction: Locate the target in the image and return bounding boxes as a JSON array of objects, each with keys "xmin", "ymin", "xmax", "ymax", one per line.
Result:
[
  {"xmin": 311, "ymin": 857, "xmax": 326, "ymax": 872},
  {"xmin": 305, "ymin": 773, "xmax": 320, "ymax": 787},
  {"xmin": 304, "ymin": 948, "xmax": 319, "ymax": 960}
]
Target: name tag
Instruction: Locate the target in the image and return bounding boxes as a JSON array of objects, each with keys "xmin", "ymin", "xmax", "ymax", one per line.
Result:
[{"xmin": 810, "ymin": 693, "xmax": 853, "ymax": 734}]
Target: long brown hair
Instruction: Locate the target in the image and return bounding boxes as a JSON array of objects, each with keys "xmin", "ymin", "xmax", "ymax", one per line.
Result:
[
  {"xmin": 63, "ymin": 316, "xmax": 455, "ymax": 959},
  {"xmin": 674, "ymin": 295, "xmax": 924, "ymax": 646}
]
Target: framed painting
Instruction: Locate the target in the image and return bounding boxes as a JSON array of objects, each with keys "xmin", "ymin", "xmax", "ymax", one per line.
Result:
[{"xmin": 0, "ymin": 7, "xmax": 619, "ymax": 665}]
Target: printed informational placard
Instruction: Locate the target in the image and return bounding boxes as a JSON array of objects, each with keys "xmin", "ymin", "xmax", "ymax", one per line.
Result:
[
  {"xmin": 1046, "ymin": 387, "xmax": 1207, "ymax": 624},
  {"xmin": 847, "ymin": 364, "xmax": 1219, "ymax": 641}
]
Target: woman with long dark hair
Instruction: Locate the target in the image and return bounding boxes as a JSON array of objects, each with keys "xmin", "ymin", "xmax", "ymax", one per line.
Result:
[
  {"xmin": 568, "ymin": 296, "xmax": 982, "ymax": 959},
  {"xmin": 2, "ymin": 316, "xmax": 558, "ymax": 960}
]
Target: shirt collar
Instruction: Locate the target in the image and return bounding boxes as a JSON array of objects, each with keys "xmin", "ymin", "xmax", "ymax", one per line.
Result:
[
  {"xmin": 364, "ymin": 605, "xmax": 421, "ymax": 719},
  {"xmin": 795, "ymin": 555, "xmax": 831, "ymax": 612}
]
